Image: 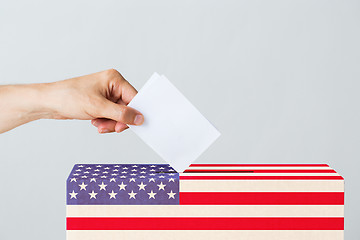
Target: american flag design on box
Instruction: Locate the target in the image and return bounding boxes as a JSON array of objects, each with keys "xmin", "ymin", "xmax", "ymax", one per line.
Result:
[{"xmin": 66, "ymin": 164, "xmax": 344, "ymax": 240}]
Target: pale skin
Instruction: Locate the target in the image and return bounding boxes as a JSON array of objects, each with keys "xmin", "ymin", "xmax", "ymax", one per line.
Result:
[{"xmin": 0, "ymin": 69, "xmax": 144, "ymax": 134}]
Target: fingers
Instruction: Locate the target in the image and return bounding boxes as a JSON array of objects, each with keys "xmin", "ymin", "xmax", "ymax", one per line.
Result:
[
  {"xmin": 90, "ymin": 69, "xmax": 142, "ymax": 134},
  {"xmin": 92, "ymin": 99, "xmax": 144, "ymax": 133},
  {"xmin": 99, "ymin": 100, "xmax": 144, "ymax": 126},
  {"xmin": 120, "ymin": 79, "xmax": 138, "ymax": 105},
  {"xmin": 115, "ymin": 122, "xmax": 128, "ymax": 133},
  {"xmin": 91, "ymin": 119, "xmax": 129, "ymax": 133},
  {"xmin": 92, "ymin": 119, "xmax": 116, "ymax": 133},
  {"xmin": 99, "ymin": 69, "xmax": 137, "ymax": 104}
]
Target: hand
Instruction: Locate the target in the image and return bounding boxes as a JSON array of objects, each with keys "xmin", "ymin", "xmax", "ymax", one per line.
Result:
[
  {"xmin": 0, "ymin": 69, "xmax": 144, "ymax": 134},
  {"xmin": 49, "ymin": 69, "xmax": 144, "ymax": 133}
]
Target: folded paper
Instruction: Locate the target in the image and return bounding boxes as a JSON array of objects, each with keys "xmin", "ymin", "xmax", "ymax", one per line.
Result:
[{"xmin": 128, "ymin": 73, "xmax": 220, "ymax": 172}]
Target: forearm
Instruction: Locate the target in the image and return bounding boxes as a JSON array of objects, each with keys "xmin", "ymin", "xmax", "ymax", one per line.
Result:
[{"xmin": 0, "ymin": 83, "xmax": 56, "ymax": 133}]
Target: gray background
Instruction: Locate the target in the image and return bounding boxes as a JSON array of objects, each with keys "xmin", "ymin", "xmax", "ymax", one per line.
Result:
[{"xmin": 0, "ymin": 0, "xmax": 359, "ymax": 239}]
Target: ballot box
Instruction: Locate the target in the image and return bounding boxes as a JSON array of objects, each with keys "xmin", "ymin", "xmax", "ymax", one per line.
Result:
[{"xmin": 66, "ymin": 163, "xmax": 344, "ymax": 240}]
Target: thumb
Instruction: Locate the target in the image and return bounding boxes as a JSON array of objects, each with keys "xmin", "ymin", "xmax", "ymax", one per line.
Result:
[{"xmin": 99, "ymin": 100, "xmax": 144, "ymax": 126}]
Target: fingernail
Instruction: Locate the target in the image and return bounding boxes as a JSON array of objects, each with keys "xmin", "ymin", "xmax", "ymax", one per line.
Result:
[
  {"xmin": 99, "ymin": 128, "xmax": 110, "ymax": 134},
  {"xmin": 134, "ymin": 114, "xmax": 144, "ymax": 125},
  {"xmin": 92, "ymin": 120, "xmax": 99, "ymax": 127},
  {"xmin": 115, "ymin": 124, "xmax": 122, "ymax": 133}
]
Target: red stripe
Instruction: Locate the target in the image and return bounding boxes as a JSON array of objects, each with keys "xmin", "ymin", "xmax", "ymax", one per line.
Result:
[
  {"xmin": 183, "ymin": 169, "xmax": 336, "ymax": 173},
  {"xmin": 67, "ymin": 217, "xmax": 343, "ymax": 230},
  {"xmin": 180, "ymin": 176, "xmax": 344, "ymax": 180},
  {"xmin": 190, "ymin": 164, "xmax": 330, "ymax": 167},
  {"xmin": 179, "ymin": 192, "xmax": 344, "ymax": 205}
]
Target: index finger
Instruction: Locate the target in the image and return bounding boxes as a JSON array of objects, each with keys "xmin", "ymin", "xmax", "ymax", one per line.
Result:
[{"xmin": 120, "ymin": 78, "xmax": 138, "ymax": 105}]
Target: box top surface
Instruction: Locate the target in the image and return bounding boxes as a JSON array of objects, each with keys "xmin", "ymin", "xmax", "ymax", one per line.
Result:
[
  {"xmin": 67, "ymin": 164, "xmax": 177, "ymax": 180},
  {"xmin": 67, "ymin": 163, "xmax": 344, "ymax": 181},
  {"xmin": 180, "ymin": 163, "xmax": 344, "ymax": 180}
]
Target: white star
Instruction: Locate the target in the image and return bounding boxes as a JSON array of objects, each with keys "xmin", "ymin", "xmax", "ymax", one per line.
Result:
[
  {"xmin": 69, "ymin": 190, "xmax": 78, "ymax": 199},
  {"xmin": 86, "ymin": 167, "xmax": 92, "ymax": 170},
  {"xmin": 168, "ymin": 173, "xmax": 175, "ymax": 176},
  {"xmin": 159, "ymin": 175, "xmax": 165, "ymax": 178},
  {"xmin": 90, "ymin": 178, "xmax": 96, "ymax": 182},
  {"xmin": 118, "ymin": 182, "xmax": 127, "ymax": 191},
  {"xmin": 81, "ymin": 176, "xmax": 88, "ymax": 178},
  {"xmin": 141, "ymin": 167, "xmax": 146, "ymax": 170},
  {"xmin": 138, "ymin": 182, "xmax": 147, "ymax": 191},
  {"xmin": 132, "ymin": 165, "xmax": 138, "ymax": 167},
  {"xmin": 111, "ymin": 173, "xmax": 118, "ymax": 176},
  {"xmin": 98, "ymin": 182, "xmax": 107, "ymax": 190},
  {"xmin": 75, "ymin": 169, "xmax": 82, "ymax": 172},
  {"xmin": 70, "ymin": 178, "xmax": 77, "ymax": 182},
  {"xmin": 150, "ymin": 169, "xmax": 156, "ymax": 172},
  {"xmin": 122, "ymin": 171, "xmax": 127, "ymax": 174},
  {"xmin": 120, "ymin": 175, "xmax": 126, "ymax": 178},
  {"xmin": 140, "ymin": 171, "xmax": 146, "ymax": 174},
  {"xmin": 89, "ymin": 190, "xmax": 98, "ymax": 199},
  {"xmin": 167, "ymin": 190, "xmax": 176, "ymax": 199},
  {"xmin": 103, "ymin": 171, "xmax": 108, "ymax": 174},
  {"xmin": 73, "ymin": 173, "xmax": 80, "ymax": 176},
  {"xmin": 94, "ymin": 169, "xmax": 100, "ymax": 172},
  {"xmin": 129, "ymin": 178, "xmax": 136, "ymax": 182},
  {"xmin": 115, "ymin": 165, "xmax": 120, "ymax": 168},
  {"xmin": 84, "ymin": 171, "xmax": 90, "ymax": 174},
  {"xmin": 108, "ymin": 190, "xmax": 118, "ymax": 199},
  {"xmin": 79, "ymin": 182, "xmax": 88, "ymax": 191},
  {"xmin": 131, "ymin": 169, "xmax": 137, "ymax": 172},
  {"xmin": 150, "ymin": 165, "xmax": 156, "ymax": 167},
  {"xmin": 128, "ymin": 190, "xmax": 137, "ymax": 199},
  {"xmin": 130, "ymin": 173, "xmax": 137, "ymax": 176},
  {"xmin": 78, "ymin": 165, "xmax": 84, "ymax": 168},
  {"xmin": 96, "ymin": 165, "xmax": 102, "ymax": 168},
  {"xmin": 101, "ymin": 175, "xmax": 107, "ymax": 178},
  {"xmin": 150, "ymin": 173, "xmax": 156, "ymax": 176},
  {"xmin": 147, "ymin": 190, "xmax": 157, "ymax": 199},
  {"xmin": 104, "ymin": 167, "xmax": 110, "ymax": 170},
  {"xmin": 168, "ymin": 169, "xmax": 175, "ymax": 172},
  {"xmin": 113, "ymin": 169, "xmax": 119, "ymax": 172},
  {"xmin": 139, "ymin": 175, "xmax": 145, "ymax": 178},
  {"xmin": 159, "ymin": 167, "xmax": 165, "ymax": 170},
  {"xmin": 157, "ymin": 182, "xmax": 166, "ymax": 191},
  {"xmin": 149, "ymin": 178, "xmax": 155, "ymax": 182},
  {"xmin": 123, "ymin": 167, "xmax": 128, "ymax": 170},
  {"xmin": 92, "ymin": 173, "xmax": 99, "ymax": 176},
  {"xmin": 169, "ymin": 178, "xmax": 175, "ymax": 182},
  {"xmin": 110, "ymin": 178, "xmax": 116, "ymax": 182}
]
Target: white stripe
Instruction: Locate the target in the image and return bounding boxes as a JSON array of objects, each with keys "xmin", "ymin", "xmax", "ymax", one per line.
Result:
[
  {"xmin": 180, "ymin": 180, "xmax": 344, "ymax": 192},
  {"xmin": 181, "ymin": 173, "xmax": 340, "ymax": 176},
  {"xmin": 67, "ymin": 230, "xmax": 344, "ymax": 240},
  {"xmin": 66, "ymin": 205, "xmax": 344, "ymax": 217},
  {"xmin": 187, "ymin": 167, "xmax": 333, "ymax": 170}
]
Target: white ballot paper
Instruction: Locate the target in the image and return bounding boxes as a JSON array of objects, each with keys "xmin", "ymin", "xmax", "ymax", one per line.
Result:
[{"xmin": 128, "ymin": 73, "xmax": 220, "ymax": 172}]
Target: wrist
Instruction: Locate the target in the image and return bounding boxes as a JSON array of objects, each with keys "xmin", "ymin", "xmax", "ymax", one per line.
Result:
[
  {"xmin": 13, "ymin": 82, "xmax": 62, "ymax": 121},
  {"xmin": 18, "ymin": 83, "xmax": 56, "ymax": 121},
  {"xmin": 30, "ymin": 82, "xmax": 67, "ymax": 120}
]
